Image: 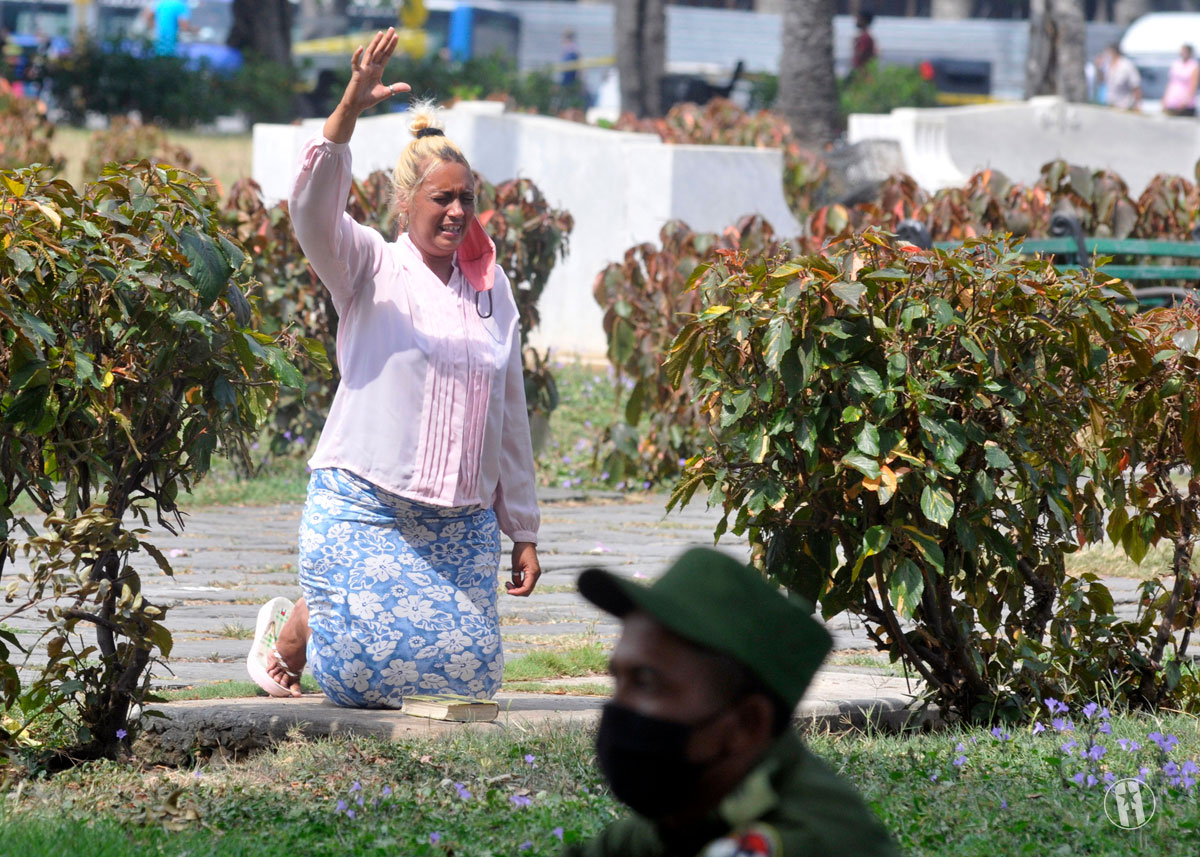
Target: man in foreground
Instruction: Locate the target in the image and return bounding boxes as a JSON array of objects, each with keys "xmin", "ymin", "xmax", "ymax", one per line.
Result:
[{"xmin": 564, "ymin": 547, "xmax": 899, "ymax": 857}]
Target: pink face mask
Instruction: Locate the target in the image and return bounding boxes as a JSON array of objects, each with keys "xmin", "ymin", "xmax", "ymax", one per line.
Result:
[{"xmin": 456, "ymin": 217, "xmax": 496, "ymax": 294}]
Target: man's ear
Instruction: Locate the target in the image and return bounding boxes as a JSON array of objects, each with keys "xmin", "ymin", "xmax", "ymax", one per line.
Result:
[{"xmin": 728, "ymin": 693, "xmax": 777, "ymax": 755}]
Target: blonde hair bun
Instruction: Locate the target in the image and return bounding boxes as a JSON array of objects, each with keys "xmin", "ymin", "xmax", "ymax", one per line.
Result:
[{"xmin": 408, "ymin": 99, "xmax": 444, "ymax": 138}]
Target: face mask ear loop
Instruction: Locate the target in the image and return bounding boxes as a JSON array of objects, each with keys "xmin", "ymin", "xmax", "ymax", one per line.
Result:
[{"xmin": 476, "ymin": 289, "xmax": 493, "ymax": 319}]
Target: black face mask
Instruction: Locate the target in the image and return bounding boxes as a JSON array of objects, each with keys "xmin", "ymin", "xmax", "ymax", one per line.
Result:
[{"xmin": 594, "ymin": 702, "xmax": 728, "ymax": 819}]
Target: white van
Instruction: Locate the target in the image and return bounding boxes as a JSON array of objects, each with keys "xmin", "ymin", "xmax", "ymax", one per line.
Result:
[{"xmin": 1119, "ymin": 12, "xmax": 1200, "ymax": 109}]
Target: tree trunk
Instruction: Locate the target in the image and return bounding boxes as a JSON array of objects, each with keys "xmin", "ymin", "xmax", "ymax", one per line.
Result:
[
  {"xmin": 1114, "ymin": 0, "xmax": 1151, "ymax": 27},
  {"xmin": 615, "ymin": 0, "xmax": 665, "ymax": 117},
  {"xmin": 1025, "ymin": 0, "xmax": 1087, "ymax": 101},
  {"xmin": 229, "ymin": 0, "xmax": 294, "ymax": 66},
  {"xmin": 778, "ymin": 0, "xmax": 840, "ymax": 147}
]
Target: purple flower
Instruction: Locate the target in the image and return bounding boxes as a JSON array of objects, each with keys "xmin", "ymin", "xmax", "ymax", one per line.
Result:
[
  {"xmin": 1000, "ymin": 799, "xmax": 1008, "ymax": 809},
  {"xmin": 553, "ymin": 827, "xmax": 564, "ymax": 842},
  {"xmin": 1082, "ymin": 702, "xmax": 1099, "ymax": 720},
  {"xmin": 1118, "ymin": 738, "xmax": 1142, "ymax": 752},
  {"xmin": 454, "ymin": 782, "xmax": 472, "ymax": 800},
  {"xmin": 519, "ymin": 842, "xmax": 533, "ymax": 851},
  {"xmin": 1044, "ymin": 697, "xmax": 1068, "ymax": 716},
  {"xmin": 1061, "ymin": 739, "xmax": 1078, "ymax": 755},
  {"xmin": 1032, "ymin": 722, "xmax": 1045, "ymax": 735},
  {"xmin": 1085, "ymin": 744, "xmax": 1107, "ymax": 762},
  {"xmin": 1149, "ymin": 731, "xmax": 1179, "ymax": 753},
  {"xmin": 382, "ymin": 785, "xmax": 392, "ymax": 797},
  {"xmin": 116, "ymin": 729, "xmax": 127, "ymax": 740},
  {"xmin": 1072, "ymin": 772, "xmax": 1086, "ymax": 785},
  {"xmin": 929, "ymin": 772, "xmax": 939, "ymax": 782},
  {"xmin": 1099, "ymin": 722, "xmax": 1112, "ymax": 735},
  {"xmin": 1139, "ymin": 766, "xmax": 1152, "ymax": 782},
  {"xmin": 1099, "ymin": 707, "xmax": 1111, "ymax": 720},
  {"xmin": 356, "ymin": 795, "xmax": 364, "ymax": 806},
  {"xmin": 1164, "ymin": 761, "xmax": 1180, "ymax": 777},
  {"xmin": 1052, "ymin": 717, "xmax": 1074, "ymax": 733},
  {"xmin": 990, "ymin": 727, "xmax": 1011, "ymax": 741},
  {"xmin": 336, "ymin": 800, "xmax": 347, "ymax": 813},
  {"xmin": 350, "ymin": 781, "xmax": 361, "ymax": 793},
  {"xmin": 524, "ymin": 753, "xmax": 537, "ymax": 767},
  {"xmin": 510, "ymin": 794, "xmax": 533, "ymax": 808},
  {"xmin": 429, "ymin": 832, "xmax": 441, "ymax": 844},
  {"xmin": 953, "ymin": 755, "xmax": 967, "ymax": 767},
  {"xmin": 1103, "ymin": 772, "xmax": 1116, "ymax": 784},
  {"xmin": 346, "ymin": 809, "xmax": 356, "ymax": 820},
  {"xmin": 296, "ymin": 435, "xmax": 306, "ymax": 446}
]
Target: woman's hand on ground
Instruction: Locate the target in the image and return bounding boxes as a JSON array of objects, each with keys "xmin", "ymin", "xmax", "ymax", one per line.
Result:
[
  {"xmin": 324, "ymin": 27, "xmax": 410, "ymax": 143},
  {"xmin": 505, "ymin": 542, "xmax": 541, "ymax": 597}
]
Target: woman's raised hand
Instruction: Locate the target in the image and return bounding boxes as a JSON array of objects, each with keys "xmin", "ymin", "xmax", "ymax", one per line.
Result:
[
  {"xmin": 325, "ymin": 27, "xmax": 411, "ymax": 144},
  {"xmin": 343, "ymin": 27, "xmax": 411, "ymax": 114}
]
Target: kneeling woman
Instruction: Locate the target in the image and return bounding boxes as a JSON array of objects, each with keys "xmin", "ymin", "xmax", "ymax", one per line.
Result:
[{"xmin": 246, "ymin": 28, "xmax": 541, "ymax": 707}]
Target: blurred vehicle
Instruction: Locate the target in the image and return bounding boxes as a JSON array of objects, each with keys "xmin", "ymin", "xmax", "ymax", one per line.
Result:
[
  {"xmin": 0, "ymin": 0, "xmax": 241, "ymax": 72},
  {"xmin": 1119, "ymin": 12, "xmax": 1200, "ymax": 112},
  {"xmin": 293, "ymin": 1, "xmax": 520, "ymax": 67}
]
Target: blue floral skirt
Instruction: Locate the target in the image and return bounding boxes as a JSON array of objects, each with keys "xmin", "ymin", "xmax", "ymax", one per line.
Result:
[{"xmin": 299, "ymin": 468, "xmax": 503, "ymax": 708}]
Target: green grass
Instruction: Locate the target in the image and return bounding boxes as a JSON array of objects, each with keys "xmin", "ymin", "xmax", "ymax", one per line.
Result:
[
  {"xmin": 177, "ymin": 456, "xmax": 311, "ymax": 509},
  {"xmin": 827, "ymin": 651, "xmax": 905, "ymax": 676},
  {"xmin": 48, "ymin": 126, "xmax": 254, "ymax": 193},
  {"xmin": 158, "ymin": 677, "xmax": 321, "ymax": 701},
  {"xmin": 502, "ymin": 681, "xmax": 611, "ymax": 696},
  {"xmin": 216, "ymin": 623, "xmax": 254, "ymax": 640},
  {"xmin": 1, "ymin": 712, "xmax": 1198, "ymax": 856},
  {"xmin": 534, "ymin": 360, "xmax": 626, "ymax": 491},
  {"xmin": 502, "ymin": 645, "xmax": 609, "ymax": 682},
  {"xmin": 1065, "ymin": 539, "xmax": 1198, "ymax": 582}
]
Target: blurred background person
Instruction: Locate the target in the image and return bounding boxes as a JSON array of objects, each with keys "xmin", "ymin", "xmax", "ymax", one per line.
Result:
[
  {"xmin": 140, "ymin": 0, "xmax": 196, "ymax": 57},
  {"xmin": 851, "ymin": 10, "xmax": 877, "ymax": 78},
  {"xmin": 1104, "ymin": 43, "xmax": 1142, "ymax": 112},
  {"xmin": 1162, "ymin": 43, "xmax": 1199, "ymax": 117}
]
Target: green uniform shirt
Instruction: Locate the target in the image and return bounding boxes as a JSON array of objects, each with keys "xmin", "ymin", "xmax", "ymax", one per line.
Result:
[{"xmin": 562, "ymin": 732, "xmax": 900, "ymax": 857}]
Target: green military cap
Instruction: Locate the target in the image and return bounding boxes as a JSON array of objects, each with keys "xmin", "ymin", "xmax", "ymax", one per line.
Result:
[{"xmin": 578, "ymin": 546, "xmax": 832, "ymax": 709}]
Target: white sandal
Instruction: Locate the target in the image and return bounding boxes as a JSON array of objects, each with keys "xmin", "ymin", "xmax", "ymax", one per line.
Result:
[{"xmin": 246, "ymin": 597, "xmax": 299, "ymax": 698}]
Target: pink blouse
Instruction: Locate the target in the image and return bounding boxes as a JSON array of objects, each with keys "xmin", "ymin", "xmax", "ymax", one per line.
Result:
[
  {"xmin": 289, "ymin": 136, "xmax": 540, "ymax": 544},
  {"xmin": 1163, "ymin": 57, "xmax": 1199, "ymax": 111}
]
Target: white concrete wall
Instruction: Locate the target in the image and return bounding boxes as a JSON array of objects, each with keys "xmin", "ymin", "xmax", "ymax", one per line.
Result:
[
  {"xmin": 252, "ymin": 102, "xmax": 799, "ymax": 358},
  {"xmin": 848, "ymin": 97, "xmax": 1200, "ymax": 196}
]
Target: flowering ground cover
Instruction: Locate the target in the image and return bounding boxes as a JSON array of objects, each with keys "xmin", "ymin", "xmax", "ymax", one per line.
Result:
[{"xmin": 1, "ymin": 707, "xmax": 1196, "ymax": 856}]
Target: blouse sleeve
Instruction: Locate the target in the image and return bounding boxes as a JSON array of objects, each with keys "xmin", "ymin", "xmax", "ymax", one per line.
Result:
[
  {"xmin": 493, "ymin": 293, "xmax": 541, "ymax": 544},
  {"xmin": 288, "ymin": 137, "xmax": 384, "ymax": 315}
]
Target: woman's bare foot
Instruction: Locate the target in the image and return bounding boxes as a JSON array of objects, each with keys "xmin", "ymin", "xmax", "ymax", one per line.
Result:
[{"xmin": 267, "ymin": 597, "xmax": 311, "ymax": 698}]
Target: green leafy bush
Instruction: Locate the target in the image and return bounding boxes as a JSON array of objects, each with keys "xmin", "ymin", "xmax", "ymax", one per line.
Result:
[
  {"xmin": 47, "ymin": 40, "xmax": 225, "ymax": 128},
  {"xmin": 83, "ymin": 117, "xmax": 206, "ymax": 185},
  {"xmin": 839, "ymin": 61, "xmax": 939, "ymax": 118},
  {"xmin": 0, "ymin": 161, "xmax": 305, "ymax": 764},
  {"xmin": 46, "ymin": 41, "xmax": 298, "ymax": 128},
  {"xmin": 592, "ymin": 216, "xmax": 780, "ymax": 485},
  {"xmin": 1099, "ymin": 306, "xmax": 1200, "ymax": 706},
  {"xmin": 666, "ymin": 231, "xmax": 1198, "ymax": 720},
  {"xmin": 0, "ymin": 93, "xmax": 62, "ymax": 174}
]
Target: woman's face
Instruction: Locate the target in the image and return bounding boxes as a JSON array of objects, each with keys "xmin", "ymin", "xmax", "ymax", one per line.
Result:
[
  {"xmin": 406, "ymin": 160, "xmax": 475, "ymax": 264},
  {"xmin": 1184, "ymin": 45, "xmax": 1194, "ymax": 61}
]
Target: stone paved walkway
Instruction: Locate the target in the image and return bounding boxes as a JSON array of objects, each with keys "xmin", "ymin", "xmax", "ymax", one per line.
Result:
[{"xmin": 8, "ymin": 489, "xmax": 1147, "ymax": 703}]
